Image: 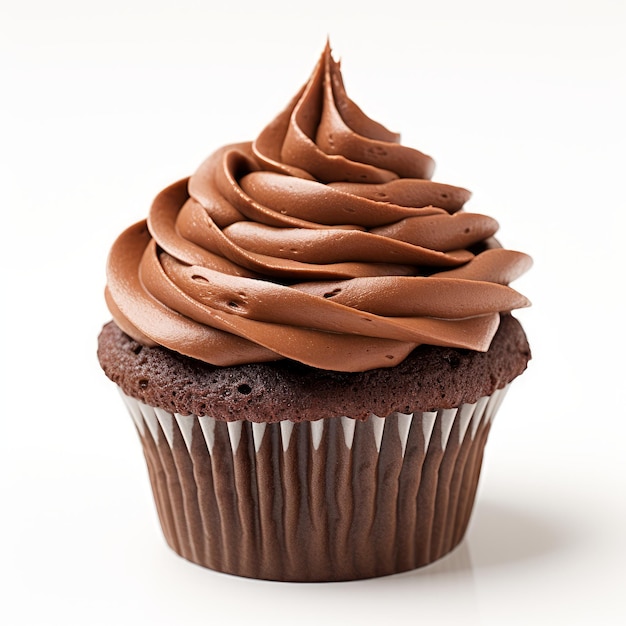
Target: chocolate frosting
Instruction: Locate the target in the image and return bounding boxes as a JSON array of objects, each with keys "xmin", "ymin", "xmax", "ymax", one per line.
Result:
[{"xmin": 105, "ymin": 44, "xmax": 531, "ymax": 372}]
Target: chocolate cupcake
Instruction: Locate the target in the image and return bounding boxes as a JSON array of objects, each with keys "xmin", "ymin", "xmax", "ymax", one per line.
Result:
[{"xmin": 98, "ymin": 43, "xmax": 531, "ymax": 581}]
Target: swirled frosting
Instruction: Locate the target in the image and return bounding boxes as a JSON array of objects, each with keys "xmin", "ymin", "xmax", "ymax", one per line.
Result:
[{"xmin": 105, "ymin": 44, "xmax": 531, "ymax": 372}]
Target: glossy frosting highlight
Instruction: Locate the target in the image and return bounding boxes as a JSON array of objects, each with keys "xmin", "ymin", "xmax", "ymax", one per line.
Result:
[{"xmin": 105, "ymin": 44, "xmax": 531, "ymax": 372}]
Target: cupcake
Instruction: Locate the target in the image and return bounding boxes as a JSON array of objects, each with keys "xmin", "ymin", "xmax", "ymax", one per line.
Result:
[{"xmin": 98, "ymin": 43, "xmax": 531, "ymax": 582}]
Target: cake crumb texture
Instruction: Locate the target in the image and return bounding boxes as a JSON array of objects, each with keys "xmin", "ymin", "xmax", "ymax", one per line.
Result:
[{"xmin": 97, "ymin": 314, "xmax": 530, "ymax": 422}]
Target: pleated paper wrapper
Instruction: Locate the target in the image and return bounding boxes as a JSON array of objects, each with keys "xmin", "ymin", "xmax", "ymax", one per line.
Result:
[{"xmin": 120, "ymin": 385, "xmax": 508, "ymax": 581}]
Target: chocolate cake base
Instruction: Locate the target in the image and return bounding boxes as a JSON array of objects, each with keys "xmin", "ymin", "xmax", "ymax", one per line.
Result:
[
  {"xmin": 98, "ymin": 315, "xmax": 529, "ymax": 581},
  {"xmin": 97, "ymin": 313, "xmax": 530, "ymax": 422}
]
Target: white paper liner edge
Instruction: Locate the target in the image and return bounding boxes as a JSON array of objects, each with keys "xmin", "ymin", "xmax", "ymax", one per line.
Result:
[{"xmin": 121, "ymin": 385, "xmax": 509, "ymax": 456}]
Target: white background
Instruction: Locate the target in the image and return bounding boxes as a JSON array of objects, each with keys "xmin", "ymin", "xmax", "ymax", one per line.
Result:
[{"xmin": 2, "ymin": 1, "xmax": 625, "ymax": 624}]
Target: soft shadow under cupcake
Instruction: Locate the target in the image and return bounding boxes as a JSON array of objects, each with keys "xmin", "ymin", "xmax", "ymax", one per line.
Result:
[
  {"xmin": 379, "ymin": 498, "xmax": 569, "ymax": 582},
  {"xmin": 464, "ymin": 499, "xmax": 570, "ymax": 570}
]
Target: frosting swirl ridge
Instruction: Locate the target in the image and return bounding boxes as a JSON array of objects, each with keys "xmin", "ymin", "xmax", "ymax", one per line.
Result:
[{"xmin": 105, "ymin": 44, "xmax": 531, "ymax": 372}]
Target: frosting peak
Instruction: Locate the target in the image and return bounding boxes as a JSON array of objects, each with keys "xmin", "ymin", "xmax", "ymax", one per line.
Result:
[
  {"xmin": 105, "ymin": 44, "xmax": 531, "ymax": 372},
  {"xmin": 253, "ymin": 45, "xmax": 435, "ymax": 184}
]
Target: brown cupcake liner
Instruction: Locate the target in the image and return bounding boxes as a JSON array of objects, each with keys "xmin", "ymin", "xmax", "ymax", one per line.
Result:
[{"xmin": 120, "ymin": 385, "xmax": 509, "ymax": 582}]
